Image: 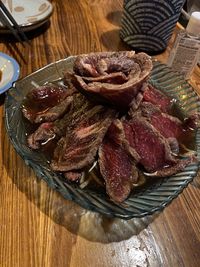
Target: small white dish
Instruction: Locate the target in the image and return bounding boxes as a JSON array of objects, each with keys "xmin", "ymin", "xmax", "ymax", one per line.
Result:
[
  {"xmin": 0, "ymin": 0, "xmax": 53, "ymax": 32},
  {"xmin": 0, "ymin": 52, "xmax": 20, "ymax": 94}
]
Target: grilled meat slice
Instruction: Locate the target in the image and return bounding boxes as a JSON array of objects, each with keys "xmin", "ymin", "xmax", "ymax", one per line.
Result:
[{"xmin": 99, "ymin": 120, "xmax": 138, "ymax": 202}]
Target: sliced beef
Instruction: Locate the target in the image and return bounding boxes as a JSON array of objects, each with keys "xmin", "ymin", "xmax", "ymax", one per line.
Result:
[
  {"xmin": 72, "ymin": 51, "xmax": 152, "ymax": 109},
  {"xmin": 137, "ymin": 102, "xmax": 184, "ymax": 139},
  {"xmin": 144, "ymin": 155, "xmax": 197, "ymax": 177},
  {"xmin": 103, "ymin": 119, "xmax": 125, "ymax": 146},
  {"xmin": 122, "ymin": 116, "xmax": 197, "ymax": 176},
  {"xmin": 33, "ymin": 95, "xmax": 73, "ymax": 123},
  {"xmin": 79, "ymin": 72, "xmax": 129, "ymax": 84},
  {"xmin": 22, "ymin": 85, "xmax": 69, "ymax": 123},
  {"xmin": 28, "ymin": 122, "xmax": 56, "ymax": 149},
  {"xmin": 128, "ymin": 91, "xmax": 144, "ymax": 116},
  {"xmin": 74, "ymin": 51, "xmax": 138, "ymax": 76},
  {"xmin": 50, "ymin": 105, "xmax": 117, "ymax": 172},
  {"xmin": 22, "ymin": 85, "xmax": 77, "ymax": 123},
  {"xmin": 129, "ymin": 101, "xmax": 198, "ymax": 155},
  {"xmin": 150, "ymin": 111, "xmax": 184, "ymax": 139},
  {"xmin": 122, "ymin": 117, "xmax": 176, "ymax": 172},
  {"xmin": 143, "ymin": 84, "xmax": 172, "ymax": 113},
  {"xmin": 64, "ymin": 171, "xmax": 83, "ymax": 181},
  {"xmin": 167, "ymin": 137, "xmax": 180, "ymax": 155},
  {"xmin": 99, "ymin": 120, "xmax": 138, "ymax": 202},
  {"xmin": 183, "ymin": 113, "xmax": 200, "ymax": 130},
  {"xmin": 110, "ymin": 119, "xmax": 141, "ymax": 162},
  {"xmin": 28, "ymin": 93, "xmax": 96, "ymax": 149}
]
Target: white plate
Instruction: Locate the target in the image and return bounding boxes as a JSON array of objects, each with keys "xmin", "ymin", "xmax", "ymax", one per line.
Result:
[
  {"xmin": 0, "ymin": 0, "xmax": 53, "ymax": 32},
  {"xmin": 0, "ymin": 52, "xmax": 20, "ymax": 94}
]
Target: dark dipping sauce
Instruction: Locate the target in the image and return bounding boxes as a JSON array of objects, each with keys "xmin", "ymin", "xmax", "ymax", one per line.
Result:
[{"xmin": 170, "ymin": 101, "xmax": 197, "ymax": 152}]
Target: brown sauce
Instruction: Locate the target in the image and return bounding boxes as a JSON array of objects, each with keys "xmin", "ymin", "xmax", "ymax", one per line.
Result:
[{"xmin": 170, "ymin": 100, "xmax": 196, "ymax": 152}]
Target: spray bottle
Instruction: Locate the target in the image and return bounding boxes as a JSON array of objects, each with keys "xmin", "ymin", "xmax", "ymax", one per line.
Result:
[{"xmin": 168, "ymin": 12, "xmax": 200, "ymax": 79}]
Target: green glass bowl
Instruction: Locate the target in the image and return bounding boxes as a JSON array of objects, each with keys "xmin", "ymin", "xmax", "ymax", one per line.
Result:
[{"xmin": 5, "ymin": 57, "xmax": 200, "ymax": 219}]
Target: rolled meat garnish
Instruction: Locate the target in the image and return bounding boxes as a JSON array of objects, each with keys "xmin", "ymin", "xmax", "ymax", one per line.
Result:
[{"xmin": 71, "ymin": 51, "xmax": 152, "ymax": 109}]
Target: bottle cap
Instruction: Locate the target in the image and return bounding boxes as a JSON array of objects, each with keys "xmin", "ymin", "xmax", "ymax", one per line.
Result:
[{"xmin": 186, "ymin": 12, "xmax": 200, "ymax": 35}]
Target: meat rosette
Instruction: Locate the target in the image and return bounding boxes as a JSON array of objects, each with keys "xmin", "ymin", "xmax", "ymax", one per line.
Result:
[{"xmin": 72, "ymin": 51, "xmax": 152, "ymax": 109}]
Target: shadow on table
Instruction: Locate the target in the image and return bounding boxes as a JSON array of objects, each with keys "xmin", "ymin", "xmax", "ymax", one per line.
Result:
[
  {"xmin": 100, "ymin": 29, "xmax": 130, "ymax": 52},
  {"xmin": 106, "ymin": 11, "xmax": 123, "ymax": 27},
  {"xmin": 0, "ymin": 20, "xmax": 50, "ymax": 43},
  {"xmin": 100, "ymin": 10, "xmax": 130, "ymax": 52},
  {"xmin": 0, "ymin": 21, "xmax": 51, "ymax": 64},
  {"xmin": 2, "ymin": 124, "xmax": 159, "ymax": 243}
]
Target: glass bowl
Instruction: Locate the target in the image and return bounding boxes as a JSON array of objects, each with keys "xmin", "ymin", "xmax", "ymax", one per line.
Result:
[{"xmin": 5, "ymin": 57, "xmax": 200, "ymax": 219}]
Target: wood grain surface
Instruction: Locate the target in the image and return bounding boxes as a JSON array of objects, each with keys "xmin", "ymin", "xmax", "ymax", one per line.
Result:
[{"xmin": 0, "ymin": 1, "xmax": 200, "ymax": 267}]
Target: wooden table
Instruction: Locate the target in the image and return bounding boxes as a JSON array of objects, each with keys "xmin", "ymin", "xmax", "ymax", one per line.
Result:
[{"xmin": 0, "ymin": 1, "xmax": 200, "ymax": 266}]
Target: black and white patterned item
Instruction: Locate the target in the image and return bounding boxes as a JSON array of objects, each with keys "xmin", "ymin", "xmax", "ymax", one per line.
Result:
[{"xmin": 120, "ymin": 0, "xmax": 185, "ymax": 53}]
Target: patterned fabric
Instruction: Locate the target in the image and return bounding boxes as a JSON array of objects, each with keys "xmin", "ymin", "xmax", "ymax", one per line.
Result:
[{"xmin": 120, "ymin": 0, "xmax": 185, "ymax": 52}]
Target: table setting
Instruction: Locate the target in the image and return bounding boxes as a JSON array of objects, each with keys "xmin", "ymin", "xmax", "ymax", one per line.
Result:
[{"xmin": 0, "ymin": 1, "xmax": 200, "ymax": 266}]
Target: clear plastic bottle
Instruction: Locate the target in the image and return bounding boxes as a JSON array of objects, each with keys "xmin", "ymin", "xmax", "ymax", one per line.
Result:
[{"xmin": 167, "ymin": 11, "xmax": 200, "ymax": 79}]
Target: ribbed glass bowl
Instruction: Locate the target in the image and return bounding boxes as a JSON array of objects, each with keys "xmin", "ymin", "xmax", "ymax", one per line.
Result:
[{"xmin": 5, "ymin": 57, "xmax": 200, "ymax": 219}]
